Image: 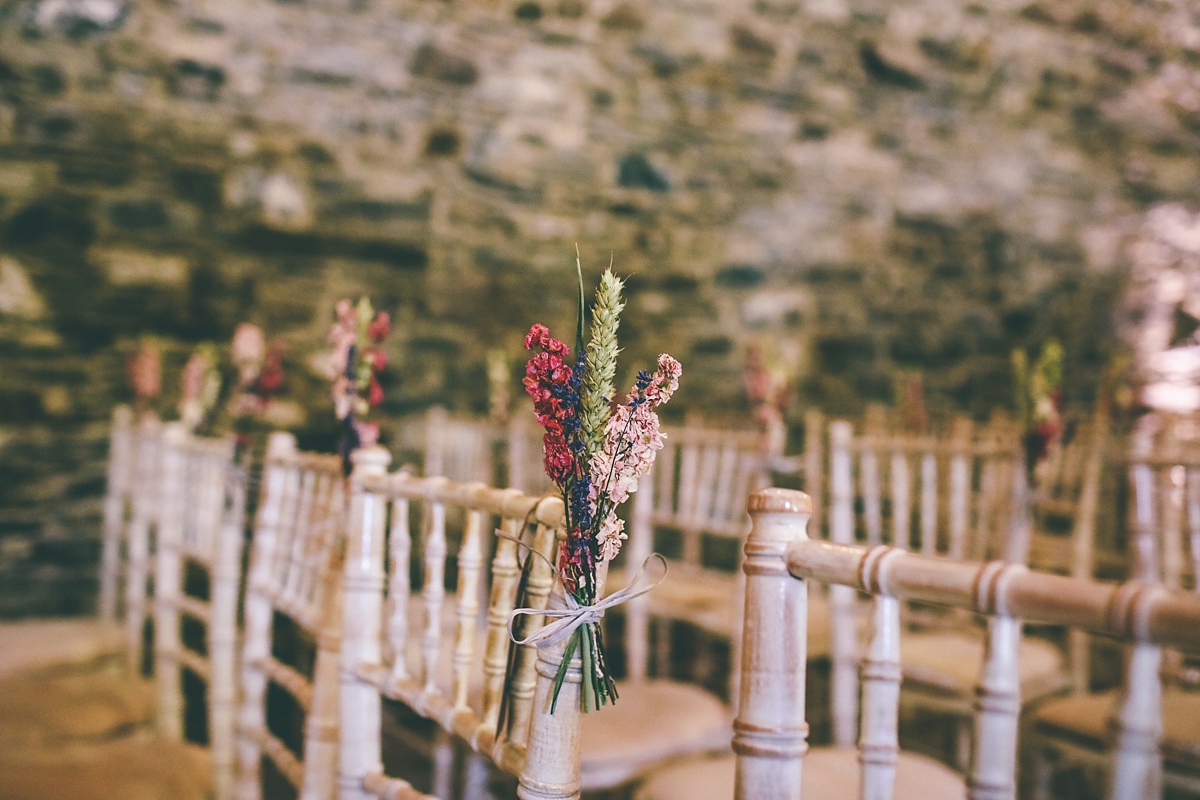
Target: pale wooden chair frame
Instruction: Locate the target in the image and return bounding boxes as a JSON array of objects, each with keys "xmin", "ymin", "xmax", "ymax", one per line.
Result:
[
  {"xmin": 154, "ymin": 423, "xmax": 244, "ymax": 800},
  {"xmin": 1030, "ymin": 412, "xmax": 1200, "ymax": 798},
  {"xmin": 99, "ymin": 404, "xmax": 136, "ymax": 624},
  {"xmin": 236, "ymin": 433, "xmax": 347, "ymax": 800},
  {"xmin": 825, "ymin": 414, "xmax": 1095, "ymax": 764},
  {"xmin": 735, "ymin": 486, "xmax": 1200, "ymax": 800},
  {"xmin": 125, "ymin": 412, "xmax": 165, "ymax": 675},
  {"xmin": 338, "ymin": 449, "xmax": 585, "ymax": 800}
]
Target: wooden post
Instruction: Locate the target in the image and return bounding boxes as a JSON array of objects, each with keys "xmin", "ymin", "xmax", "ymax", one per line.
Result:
[
  {"xmin": 947, "ymin": 417, "xmax": 972, "ymax": 560},
  {"xmin": 100, "ymin": 404, "xmax": 134, "ymax": 623},
  {"xmin": 968, "ymin": 563, "xmax": 1024, "ymax": 800},
  {"xmin": 504, "ymin": 500, "xmax": 560, "ymax": 749},
  {"xmin": 828, "ymin": 421, "xmax": 858, "ymax": 747},
  {"xmin": 857, "ymin": 547, "xmax": 903, "ymax": 800},
  {"xmin": 626, "ymin": 473, "xmax": 654, "ymax": 683},
  {"xmin": 155, "ymin": 422, "xmax": 187, "ymax": 740},
  {"xmin": 734, "ymin": 488, "xmax": 812, "ymax": 800},
  {"xmin": 1109, "ymin": 583, "xmax": 1166, "ymax": 800},
  {"xmin": 338, "ymin": 445, "xmax": 393, "ymax": 800},
  {"xmin": 890, "ymin": 449, "xmax": 910, "ymax": 551},
  {"xmin": 303, "ymin": 543, "xmax": 347, "ymax": 800},
  {"xmin": 237, "ymin": 432, "xmax": 296, "ymax": 800},
  {"xmin": 804, "ymin": 410, "xmax": 824, "ymax": 536},
  {"xmin": 212, "ymin": 465, "xmax": 247, "ymax": 800},
  {"xmin": 126, "ymin": 414, "xmax": 161, "ymax": 675},
  {"xmin": 515, "ymin": 597, "xmax": 582, "ymax": 800},
  {"xmin": 517, "ymin": 513, "xmax": 581, "ymax": 800},
  {"xmin": 1068, "ymin": 409, "xmax": 1106, "ymax": 693},
  {"xmin": 425, "ymin": 406, "xmax": 448, "ymax": 478},
  {"xmin": 920, "ymin": 449, "xmax": 938, "ymax": 555}
]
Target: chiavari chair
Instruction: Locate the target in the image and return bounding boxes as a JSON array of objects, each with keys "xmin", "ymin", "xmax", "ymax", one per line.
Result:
[
  {"xmin": 154, "ymin": 423, "xmax": 245, "ymax": 800},
  {"xmin": 236, "ymin": 432, "xmax": 347, "ymax": 800},
  {"xmin": 640, "ymin": 486, "xmax": 1200, "ymax": 800},
  {"xmin": 825, "ymin": 413, "xmax": 1097, "ymax": 766},
  {"xmin": 0, "ymin": 422, "xmax": 244, "ymax": 800},
  {"xmin": 1031, "ymin": 412, "xmax": 1200, "ymax": 798},
  {"xmin": 337, "ymin": 451, "xmax": 584, "ymax": 800}
]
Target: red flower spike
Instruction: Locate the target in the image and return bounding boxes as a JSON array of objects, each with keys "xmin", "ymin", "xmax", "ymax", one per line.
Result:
[{"xmin": 368, "ymin": 375, "xmax": 383, "ymax": 407}]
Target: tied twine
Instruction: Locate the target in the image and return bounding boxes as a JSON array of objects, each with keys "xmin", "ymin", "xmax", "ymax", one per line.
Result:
[{"xmin": 501, "ymin": 531, "xmax": 668, "ymax": 649}]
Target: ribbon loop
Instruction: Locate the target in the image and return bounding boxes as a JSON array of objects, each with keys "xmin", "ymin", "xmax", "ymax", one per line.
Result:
[{"xmin": 507, "ymin": 554, "xmax": 668, "ymax": 649}]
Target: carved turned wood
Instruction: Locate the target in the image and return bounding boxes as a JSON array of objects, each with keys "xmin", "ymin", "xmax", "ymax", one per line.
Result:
[
  {"xmin": 1031, "ymin": 411, "xmax": 1200, "ymax": 799},
  {"xmin": 337, "ymin": 454, "xmax": 575, "ymax": 800},
  {"xmin": 154, "ymin": 423, "xmax": 243, "ymax": 800},
  {"xmin": 735, "ymin": 487, "xmax": 1200, "ymax": 800},
  {"xmin": 236, "ymin": 433, "xmax": 346, "ymax": 800}
]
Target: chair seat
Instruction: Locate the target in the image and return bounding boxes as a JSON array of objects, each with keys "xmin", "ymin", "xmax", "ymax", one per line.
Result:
[
  {"xmin": 900, "ymin": 631, "xmax": 1067, "ymax": 700},
  {"xmin": 606, "ymin": 564, "xmax": 841, "ymax": 655},
  {"xmin": 580, "ymin": 679, "xmax": 730, "ymax": 790},
  {"xmin": 634, "ymin": 747, "xmax": 966, "ymax": 800},
  {"xmin": 0, "ymin": 618, "xmax": 124, "ymax": 677},
  {"xmin": 1033, "ymin": 687, "xmax": 1200, "ymax": 769},
  {"xmin": 0, "ymin": 670, "xmax": 155, "ymax": 751},
  {"xmin": 0, "ymin": 736, "xmax": 211, "ymax": 800}
]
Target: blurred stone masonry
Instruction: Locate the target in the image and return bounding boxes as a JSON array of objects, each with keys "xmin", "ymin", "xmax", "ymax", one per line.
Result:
[{"xmin": 1, "ymin": 0, "xmax": 1199, "ymax": 615}]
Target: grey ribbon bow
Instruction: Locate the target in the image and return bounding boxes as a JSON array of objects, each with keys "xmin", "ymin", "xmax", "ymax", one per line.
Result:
[{"xmin": 507, "ymin": 553, "xmax": 668, "ymax": 649}]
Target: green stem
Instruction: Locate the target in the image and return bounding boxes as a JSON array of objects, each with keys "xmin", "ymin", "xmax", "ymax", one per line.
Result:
[
  {"xmin": 551, "ymin": 630, "xmax": 579, "ymax": 714},
  {"xmin": 580, "ymin": 625, "xmax": 596, "ymax": 713}
]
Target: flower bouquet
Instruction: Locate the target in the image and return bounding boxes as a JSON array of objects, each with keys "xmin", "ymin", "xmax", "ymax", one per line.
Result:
[
  {"xmin": 520, "ymin": 262, "xmax": 680, "ymax": 713},
  {"xmin": 1012, "ymin": 339, "xmax": 1063, "ymax": 480},
  {"xmin": 179, "ymin": 343, "xmax": 223, "ymax": 434},
  {"xmin": 325, "ymin": 297, "xmax": 390, "ymax": 474}
]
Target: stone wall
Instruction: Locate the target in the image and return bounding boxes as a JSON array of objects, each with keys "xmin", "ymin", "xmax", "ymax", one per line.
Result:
[{"xmin": 2, "ymin": 0, "xmax": 1199, "ymax": 616}]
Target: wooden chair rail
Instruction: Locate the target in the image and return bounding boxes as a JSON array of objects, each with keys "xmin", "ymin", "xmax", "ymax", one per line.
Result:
[
  {"xmin": 171, "ymin": 594, "xmax": 210, "ymax": 623},
  {"xmin": 355, "ymin": 662, "xmax": 494, "ymax": 753},
  {"xmin": 362, "ymin": 770, "xmax": 438, "ymax": 800},
  {"xmin": 846, "ymin": 436, "xmax": 1020, "ymax": 459},
  {"xmin": 787, "ymin": 539, "xmax": 1200, "ymax": 650},
  {"xmin": 358, "ymin": 471, "xmax": 563, "ymax": 527},
  {"xmin": 175, "ymin": 646, "xmax": 212, "ymax": 682},
  {"xmin": 244, "ymin": 724, "xmax": 306, "ymax": 786},
  {"xmin": 252, "ymin": 654, "xmax": 313, "ymax": 710}
]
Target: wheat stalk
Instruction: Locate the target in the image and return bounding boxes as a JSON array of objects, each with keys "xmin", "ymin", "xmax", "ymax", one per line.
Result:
[{"xmin": 580, "ymin": 268, "xmax": 624, "ymax": 456}]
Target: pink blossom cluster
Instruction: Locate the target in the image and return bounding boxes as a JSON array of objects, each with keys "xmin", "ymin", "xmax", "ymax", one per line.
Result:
[
  {"xmin": 588, "ymin": 354, "xmax": 681, "ymax": 560},
  {"xmin": 326, "ymin": 300, "xmax": 358, "ymax": 383}
]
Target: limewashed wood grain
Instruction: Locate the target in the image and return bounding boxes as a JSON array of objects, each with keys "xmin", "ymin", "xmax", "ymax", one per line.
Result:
[
  {"xmin": 736, "ymin": 486, "xmax": 1200, "ymax": 800},
  {"xmin": 337, "ymin": 461, "xmax": 582, "ymax": 800},
  {"xmin": 236, "ymin": 433, "xmax": 346, "ymax": 800}
]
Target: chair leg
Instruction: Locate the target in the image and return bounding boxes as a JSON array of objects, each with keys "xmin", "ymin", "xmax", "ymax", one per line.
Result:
[
  {"xmin": 432, "ymin": 728, "xmax": 455, "ymax": 799},
  {"xmin": 653, "ymin": 618, "xmax": 671, "ymax": 679},
  {"xmin": 1031, "ymin": 746, "xmax": 1056, "ymax": 800},
  {"xmin": 462, "ymin": 751, "xmax": 491, "ymax": 800},
  {"xmin": 955, "ymin": 716, "xmax": 972, "ymax": 772}
]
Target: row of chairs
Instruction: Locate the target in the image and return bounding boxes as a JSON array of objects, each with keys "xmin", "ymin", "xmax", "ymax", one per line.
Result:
[{"xmin": 6, "ymin": 402, "xmax": 1200, "ymax": 799}]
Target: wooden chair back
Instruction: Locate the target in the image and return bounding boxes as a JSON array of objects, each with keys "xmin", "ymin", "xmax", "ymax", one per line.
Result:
[
  {"xmin": 423, "ymin": 406, "xmax": 496, "ymax": 485},
  {"xmin": 99, "ymin": 404, "xmax": 136, "ymax": 624},
  {"xmin": 736, "ymin": 487, "xmax": 1200, "ymax": 800},
  {"xmin": 1129, "ymin": 413, "xmax": 1200, "ymax": 591},
  {"xmin": 338, "ymin": 452, "xmax": 582, "ymax": 800},
  {"xmin": 236, "ymin": 433, "xmax": 346, "ymax": 800},
  {"xmin": 826, "ymin": 415, "xmax": 1023, "ymax": 562},
  {"xmin": 620, "ymin": 421, "xmax": 771, "ymax": 690},
  {"xmin": 154, "ymin": 423, "xmax": 243, "ymax": 800}
]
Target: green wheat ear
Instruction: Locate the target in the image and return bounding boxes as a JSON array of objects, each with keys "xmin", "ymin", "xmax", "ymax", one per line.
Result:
[{"xmin": 580, "ymin": 268, "xmax": 624, "ymax": 457}]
